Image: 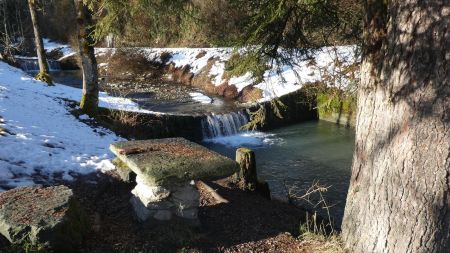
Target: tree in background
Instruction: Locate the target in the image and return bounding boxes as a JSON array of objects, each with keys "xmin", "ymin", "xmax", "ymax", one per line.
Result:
[
  {"xmin": 341, "ymin": 0, "xmax": 449, "ymax": 252},
  {"xmin": 88, "ymin": 0, "xmax": 193, "ymax": 46},
  {"xmin": 27, "ymin": 0, "xmax": 52, "ymax": 85},
  {"xmin": 73, "ymin": 0, "xmax": 98, "ymax": 114},
  {"xmin": 0, "ymin": 0, "xmax": 29, "ymax": 62}
]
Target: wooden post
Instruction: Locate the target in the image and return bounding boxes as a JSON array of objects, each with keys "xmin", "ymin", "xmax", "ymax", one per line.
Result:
[{"xmin": 235, "ymin": 147, "xmax": 258, "ymax": 190}]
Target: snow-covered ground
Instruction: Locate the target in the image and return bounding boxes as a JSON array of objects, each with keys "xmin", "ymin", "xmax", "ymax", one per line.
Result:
[
  {"xmin": 0, "ymin": 62, "xmax": 153, "ymax": 191},
  {"xmin": 96, "ymin": 46, "xmax": 360, "ymax": 102},
  {"xmin": 43, "ymin": 38, "xmax": 359, "ymax": 103}
]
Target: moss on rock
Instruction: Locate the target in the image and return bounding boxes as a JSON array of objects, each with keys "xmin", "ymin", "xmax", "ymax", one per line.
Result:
[
  {"xmin": 317, "ymin": 89, "xmax": 356, "ymax": 127},
  {"xmin": 0, "ymin": 186, "xmax": 88, "ymax": 252},
  {"xmin": 35, "ymin": 71, "xmax": 53, "ymax": 86},
  {"xmin": 110, "ymin": 138, "xmax": 239, "ymax": 187},
  {"xmin": 80, "ymin": 93, "xmax": 98, "ymax": 115}
]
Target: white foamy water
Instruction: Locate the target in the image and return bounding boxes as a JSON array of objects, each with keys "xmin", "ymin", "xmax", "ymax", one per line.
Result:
[
  {"xmin": 201, "ymin": 111, "xmax": 249, "ymax": 138},
  {"xmin": 203, "ymin": 131, "xmax": 283, "ymax": 147}
]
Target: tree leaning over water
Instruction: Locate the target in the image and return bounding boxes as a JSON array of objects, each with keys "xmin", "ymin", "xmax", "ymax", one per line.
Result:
[
  {"xmin": 27, "ymin": 0, "xmax": 52, "ymax": 85},
  {"xmin": 341, "ymin": 0, "xmax": 449, "ymax": 252},
  {"xmin": 73, "ymin": 0, "xmax": 99, "ymax": 114}
]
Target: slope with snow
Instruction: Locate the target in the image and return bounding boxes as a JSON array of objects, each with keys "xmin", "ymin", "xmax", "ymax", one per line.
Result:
[
  {"xmin": 95, "ymin": 46, "xmax": 359, "ymax": 102},
  {"xmin": 0, "ymin": 62, "xmax": 154, "ymax": 191}
]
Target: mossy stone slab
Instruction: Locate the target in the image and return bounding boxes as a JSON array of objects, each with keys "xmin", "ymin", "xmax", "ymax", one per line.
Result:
[
  {"xmin": 110, "ymin": 138, "xmax": 238, "ymax": 187},
  {"xmin": 0, "ymin": 186, "xmax": 88, "ymax": 252}
]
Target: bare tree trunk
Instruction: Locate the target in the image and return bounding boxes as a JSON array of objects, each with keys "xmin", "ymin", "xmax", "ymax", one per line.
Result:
[
  {"xmin": 27, "ymin": 0, "xmax": 52, "ymax": 85},
  {"xmin": 73, "ymin": 0, "xmax": 98, "ymax": 114},
  {"xmin": 342, "ymin": 1, "xmax": 450, "ymax": 253}
]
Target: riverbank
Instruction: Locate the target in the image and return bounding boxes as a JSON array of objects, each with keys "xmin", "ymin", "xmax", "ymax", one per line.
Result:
[{"xmin": 0, "ymin": 57, "xmax": 347, "ymax": 252}]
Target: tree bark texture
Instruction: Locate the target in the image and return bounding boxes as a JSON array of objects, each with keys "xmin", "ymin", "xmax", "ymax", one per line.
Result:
[
  {"xmin": 342, "ymin": 1, "xmax": 449, "ymax": 253},
  {"xmin": 28, "ymin": 0, "xmax": 51, "ymax": 84},
  {"xmin": 74, "ymin": 0, "xmax": 98, "ymax": 113}
]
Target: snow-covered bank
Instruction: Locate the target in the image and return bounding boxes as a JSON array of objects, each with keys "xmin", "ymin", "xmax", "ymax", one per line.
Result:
[
  {"xmin": 43, "ymin": 39, "xmax": 75, "ymax": 60},
  {"xmin": 40, "ymin": 39, "xmax": 359, "ymax": 103},
  {"xmin": 0, "ymin": 62, "xmax": 153, "ymax": 191},
  {"xmin": 95, "ymin": 45, "xmax": 360, "ymax": 102}
]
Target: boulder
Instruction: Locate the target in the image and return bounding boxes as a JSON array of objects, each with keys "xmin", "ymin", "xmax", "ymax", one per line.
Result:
[
  {"xmin": 110, "ymin": 138, "xmax": 238, "ymax": 187},
  {"xmin": 239, "ymin": 86, "xmax": 263, "ymax": 103},
  {"xmin": 0, "ymin": 186, "xmax": 88, "ymax": 252}
]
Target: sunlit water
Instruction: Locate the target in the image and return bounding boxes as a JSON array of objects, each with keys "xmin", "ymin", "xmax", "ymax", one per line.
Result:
[{"xmin": 202, "ymin": 120, "xmax": 355, "ymax": 227}]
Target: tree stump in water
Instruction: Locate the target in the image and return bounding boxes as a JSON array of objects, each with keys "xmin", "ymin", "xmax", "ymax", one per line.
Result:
[{"xmin": 236, "ymin": 147, "xmax": 258, "ymax": 190}]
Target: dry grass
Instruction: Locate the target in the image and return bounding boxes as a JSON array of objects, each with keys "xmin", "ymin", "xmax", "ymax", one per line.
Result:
[
  {"xmin": 286, "ymin": 181, "xmax": 348, "ymax": 253},
  {"xmin": 302, "ymin": 233, "xmax": 346, "ymax": 253}
]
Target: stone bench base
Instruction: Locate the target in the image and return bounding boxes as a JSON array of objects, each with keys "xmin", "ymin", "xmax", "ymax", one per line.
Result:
[{"xmin": 130, "ymin": 176, "xmax": 200, "ymax": 223}]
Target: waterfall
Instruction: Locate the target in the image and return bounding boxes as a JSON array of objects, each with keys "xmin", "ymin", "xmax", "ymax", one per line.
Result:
[
  {"xmin": 18, "ymin": 58, "xmax": 61, "ymax": 72},
  {"xmin": 202, "ymin": 110, "xmax": 249, "ymax": 139}
]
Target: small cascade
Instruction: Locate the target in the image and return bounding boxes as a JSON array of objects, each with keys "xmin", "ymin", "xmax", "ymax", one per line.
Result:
[
  {"xmin": 202, "ymin": 110, "xmax": 249, "ymax": 139},
  {"xmin": 18, "ymin": 58, "xmax": 61, "ymax": 72},
  {"xmin": 47, "ymin": 60, "xmax": 61, "ymax": 71}
]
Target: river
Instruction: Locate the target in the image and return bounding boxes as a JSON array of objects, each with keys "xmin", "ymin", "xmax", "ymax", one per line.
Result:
[
  {"xmin": 38, "ymin": 68, "xmax": 354, "ymax": 227},
  {"xmin": 203, "ymin": 120, "xmax": 355, "ymax": 227}
]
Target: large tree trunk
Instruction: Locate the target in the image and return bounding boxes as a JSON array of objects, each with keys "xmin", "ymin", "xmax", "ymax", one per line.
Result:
[
  {"xmin": 28, "ymin": 0, "xmax": 52, "ymax": 85},
  {"xmin": 342, "ymin": 1, "xmax": 449, "ymax": 252},
  {"xmin": 73, "ymin": 0, "xmax": 98, "ymax": 114}
]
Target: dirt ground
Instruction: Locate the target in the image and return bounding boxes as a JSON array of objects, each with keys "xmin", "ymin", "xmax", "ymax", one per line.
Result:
[
  {"xmin": 74, "ymin": 172, "xmax": 316, "ymax": 253},
  {"xmin": 0, "ymin": 171, "xmax": 324, "ymax": 253}
]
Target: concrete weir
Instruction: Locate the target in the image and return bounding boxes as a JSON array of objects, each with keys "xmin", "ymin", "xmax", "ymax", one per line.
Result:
[{"xmin": 95, "ymin": 87, "xmax": 318, "ymax": 142}]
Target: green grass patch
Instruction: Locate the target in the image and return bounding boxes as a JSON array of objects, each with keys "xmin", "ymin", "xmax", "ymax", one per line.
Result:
[{"xmin": 317, "ymin": 90, "xmax": 356, "ymax": 117}]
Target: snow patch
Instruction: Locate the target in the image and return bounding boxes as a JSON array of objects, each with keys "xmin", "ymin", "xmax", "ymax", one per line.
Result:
[
  {"xmin": 189, "ymin": 92, "xmax": 212, "ymax": 104},
  {"xmin": 40, "ymin": 41, "xmax": 358, "ymax": 103},
  {"xmin": 43, "ymin": 38, "xmax": 74, "ymax": 57},
  {"xmin": 94, "ymin": 46, "xmax": 359, "ymax": 102},
  {"xmin": 0, "ymin": 62, "xmax": 135, "ymax": 190}
]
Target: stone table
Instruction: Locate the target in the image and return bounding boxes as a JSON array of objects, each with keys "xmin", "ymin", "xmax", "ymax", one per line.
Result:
[{"xmin": 110, "ymin": 138, "xmax": 238, "ymax": 222}]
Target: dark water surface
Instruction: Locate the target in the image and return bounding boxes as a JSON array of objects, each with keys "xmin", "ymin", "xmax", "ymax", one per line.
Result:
[{"xmin": 203, "ymin": 120, "xmax": 355, "ymax": 227}]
